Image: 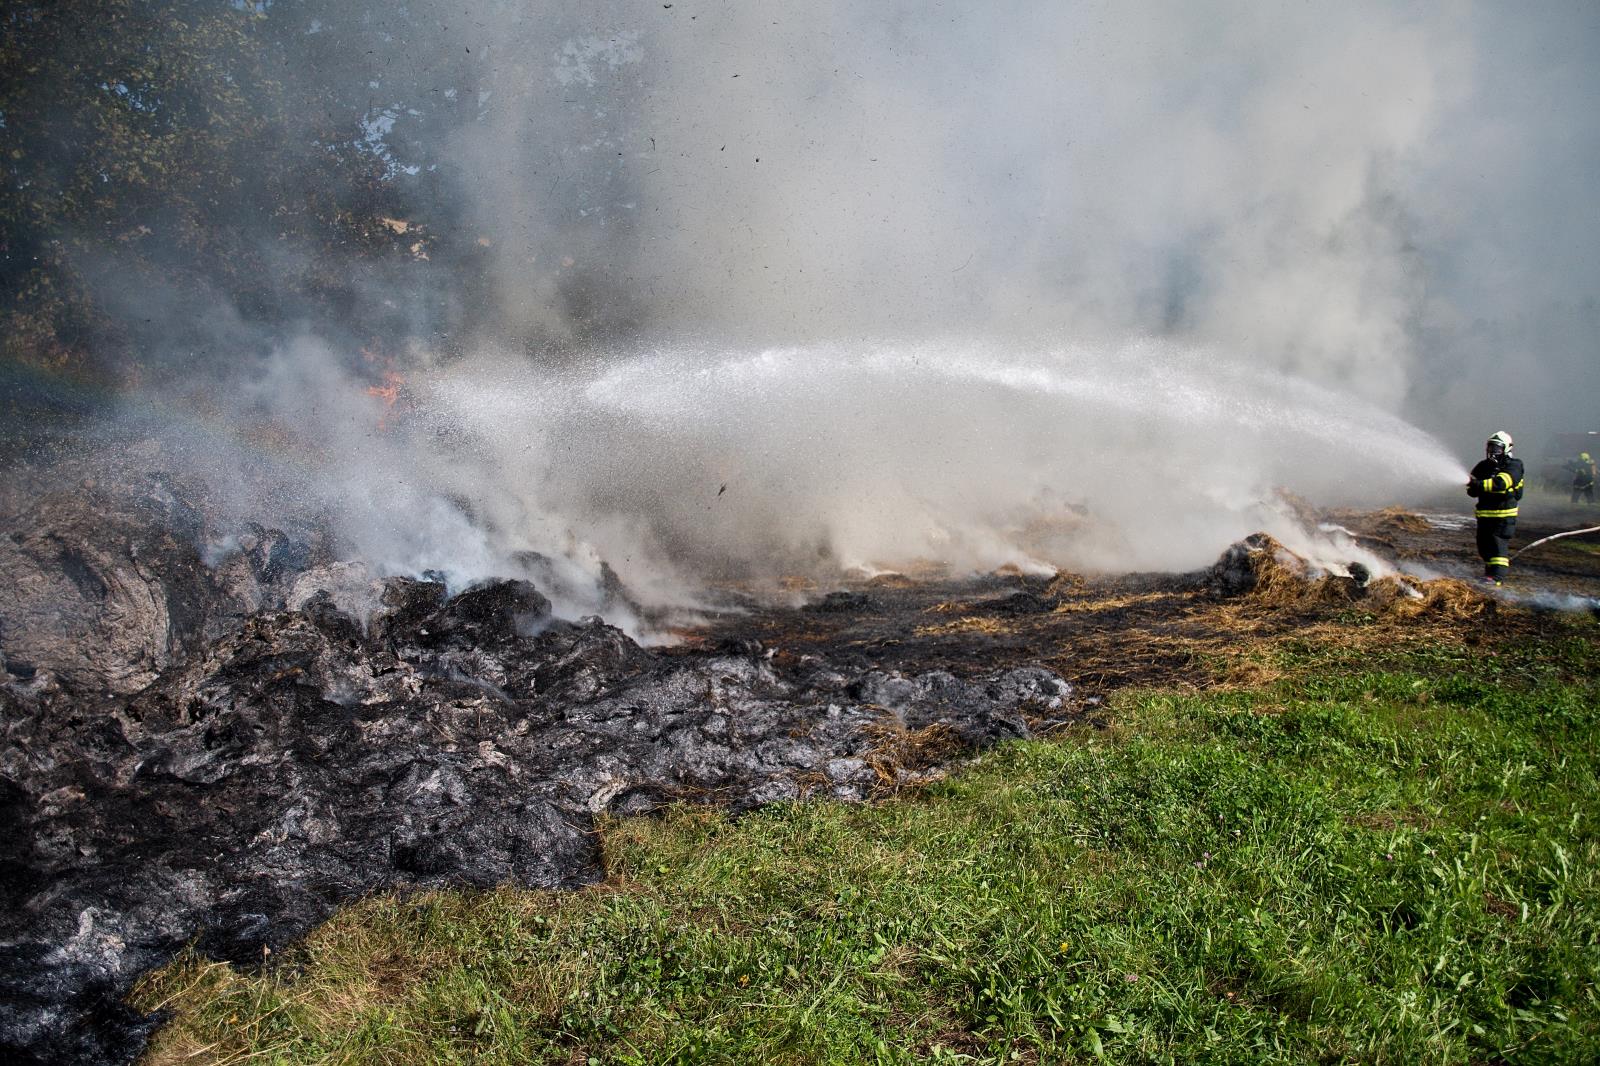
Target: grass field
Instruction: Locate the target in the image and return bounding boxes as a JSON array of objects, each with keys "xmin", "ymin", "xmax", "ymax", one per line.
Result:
[{"xmin": 135, "ymin": 619, "xmax": 1600, "ymax": 1064}]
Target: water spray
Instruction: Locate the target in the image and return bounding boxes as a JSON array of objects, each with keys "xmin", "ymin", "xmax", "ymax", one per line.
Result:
[{"xmin": 109, "ymin": 336, "xmax": 1471, "ymax": 619}]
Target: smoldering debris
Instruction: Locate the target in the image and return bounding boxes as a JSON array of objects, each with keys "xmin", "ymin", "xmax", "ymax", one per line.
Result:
[
  {"xmin": 1207, "ymin": 532, "xmax": 1490, "ymax": 620},
  {"xmin": 0, "ymin": 469, "xmax": 325, "ymax": 696},
  {"xmin": 804, "ymin": 590, "xmax": 875, "ymax": 613},
  {"xmin": 3, "ymin": 457, "xmax": 1585, "ymax": 1066},
  {"xmin": 0, "ymin": 489, "xmax": 1073, "ymax": 1066}
]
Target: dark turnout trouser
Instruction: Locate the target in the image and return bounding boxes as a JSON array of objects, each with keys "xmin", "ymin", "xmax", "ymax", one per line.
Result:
[{"xmin": 1476, "ymin": 516, "xmax": 1515, "ymax": 580}]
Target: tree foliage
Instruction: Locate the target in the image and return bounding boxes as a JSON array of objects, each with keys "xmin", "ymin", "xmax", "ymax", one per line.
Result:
[{"xmin": 0, "ymin": 0, "xmax": 433, "ymax": 415}]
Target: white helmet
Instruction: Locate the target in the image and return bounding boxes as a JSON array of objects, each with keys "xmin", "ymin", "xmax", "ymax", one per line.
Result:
[{"xmin": 1486, "ymin": 431, "xmax": 1513, "ymax": 457}]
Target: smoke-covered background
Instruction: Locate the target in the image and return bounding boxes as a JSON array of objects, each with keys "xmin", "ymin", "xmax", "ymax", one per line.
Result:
[{"xmin": 3, "ymin": 1, "xmax": 1598, "ymax": 613}]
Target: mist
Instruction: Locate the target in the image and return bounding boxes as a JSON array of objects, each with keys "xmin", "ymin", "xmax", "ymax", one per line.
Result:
[
  {"xmin": 12, "ymin": 0, "xmax": 1600, "ymax": 617},
  {"xmin": 428, "ymin": 0, "xmax": 1598, "ymax": 450},
  {"xmin": 113, "ymin": 334, "xmax": 1465, "ymax": 626}
]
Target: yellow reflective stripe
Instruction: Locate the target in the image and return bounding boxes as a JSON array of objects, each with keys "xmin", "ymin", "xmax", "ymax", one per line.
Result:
[
  {"xmin": 1481, "ymin": 478, "xmax": 1494, "ymax": 491},
  {"xmin": 1488, "ymin": 557, "xmax": 1510, "ymax": 565},
  {"xmin": 1475, "ymin": 507, "xmax": 1519, "ymax": 517},
  {"xmin": 1493, "ymin": 472, "xmax": 1514, "ymax": 490}
]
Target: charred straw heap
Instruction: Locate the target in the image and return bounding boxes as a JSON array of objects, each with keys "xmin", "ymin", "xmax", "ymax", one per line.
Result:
[{"xmin": 0, "ymin": 471, "xmax": 1074, "ymax": 1066}]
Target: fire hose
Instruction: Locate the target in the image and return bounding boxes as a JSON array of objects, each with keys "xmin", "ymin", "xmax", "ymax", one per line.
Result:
[{"xmin": 1510, "ymin": 525, "xmax": 1600, "ymax": 562}]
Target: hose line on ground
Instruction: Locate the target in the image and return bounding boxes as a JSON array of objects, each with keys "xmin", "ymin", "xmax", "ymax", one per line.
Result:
[{"xmin": 1510, "ymin": 525, "xmax": 1600, "ymax": 562}]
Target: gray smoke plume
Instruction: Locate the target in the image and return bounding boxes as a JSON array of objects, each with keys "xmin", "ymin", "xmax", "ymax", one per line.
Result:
[
  {"xmin": 39, "ymin": 1, "xmax": 1600, "ymax": 617},
  {"xmin": 411, "ymin": 1, "xmax": 1597, "ymax": 441}
]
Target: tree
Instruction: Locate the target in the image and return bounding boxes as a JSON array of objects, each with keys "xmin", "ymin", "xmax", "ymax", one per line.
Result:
[{"xmin": 0, "ymin": 0, "xmax": 437, "ymax": 421}]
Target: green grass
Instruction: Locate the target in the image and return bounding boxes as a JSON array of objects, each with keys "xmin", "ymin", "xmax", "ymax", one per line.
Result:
[{"xmin": 137, "ymin": 624, "xmax": 1600, "ymax": 1064}]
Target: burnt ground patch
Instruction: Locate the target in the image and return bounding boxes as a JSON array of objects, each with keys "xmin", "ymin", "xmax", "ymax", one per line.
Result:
[
  {"xmin": 692, "ymin": 500, "xmax": 1600, "ymax": 697},
  {"xmin": 1, "ymin": 580, "xmax": 1069, "ymax": 1065},
  {"xmin": 1329, "ymin": 494, "xmax": 1600, "ymax": 603},
  {"xmin": 3, "ymin": 494, "xmax": 1598, "ymax": 1065}
]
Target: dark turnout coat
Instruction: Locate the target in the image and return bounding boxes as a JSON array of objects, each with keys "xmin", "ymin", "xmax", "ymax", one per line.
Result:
[
  {"xmin": 1467, "ymin": 455, "xmax": 1525, "ymax": 518},
  {"xmin": 1466, "ymin": 454, "xmax": 1524, "ymax": 577}
]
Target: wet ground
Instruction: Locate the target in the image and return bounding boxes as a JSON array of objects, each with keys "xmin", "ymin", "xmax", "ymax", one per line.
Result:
[
  {"xmin": 1333, "ymin": 491, "xmax": 1600, "ymax": 602},
  {"xmin": 683, "ymin": 493, "xmax": 1600, "ymax": 698},
  {"xmin": 686, "ymin": 568, "xmax": 1236, "ymax": 694}
]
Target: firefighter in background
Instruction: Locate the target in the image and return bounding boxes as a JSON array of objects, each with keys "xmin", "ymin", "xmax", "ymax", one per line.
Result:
[
  {"xmin": 1571, "ymin": 452, "xmax": 1596, "ymax": 505},
  {"xmin": 1466, "ymin": 431, "xmax": 1524, "ymax": 585}
]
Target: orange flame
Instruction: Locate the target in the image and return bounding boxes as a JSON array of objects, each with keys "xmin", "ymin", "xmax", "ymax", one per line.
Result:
[{"xmin": 366, "ymin": 369, "xmax": 404, "ymax": 408}]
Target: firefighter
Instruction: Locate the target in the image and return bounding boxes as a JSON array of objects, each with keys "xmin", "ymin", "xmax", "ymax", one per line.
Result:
[
  {"xmin": 1466, "ymin": 431, "xmax": 1524, "ymax": 585},
  {"xmin": 1572, "ymin": 452, "xmax": 1596, "ymax": 505}
]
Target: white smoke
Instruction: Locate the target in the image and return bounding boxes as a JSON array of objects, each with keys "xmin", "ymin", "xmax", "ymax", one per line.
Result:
[
  {"xmin": 430, "ymin": 338, "xmax": 1466, "ymax": 577},
  {"xmin": 439, "ymin": 1, "xmax": 1479, "ymax": 406},
  {"xmin": 94, "ymin": 1, "xmax": 1600, "ymax": 624},
  {"xmin": 132, "ymin": 335, "xmax": 1466, "ymax": 628}
]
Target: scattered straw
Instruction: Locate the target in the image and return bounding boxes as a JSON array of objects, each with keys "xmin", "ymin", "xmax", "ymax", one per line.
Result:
[
  {"xmin": 861, "ymin": 721, "xmax": 962, "ymax": 790},
  {"xmin": 914, "ymin": 616, "xmax": 1015, "ymax": 637},
  {"xmin": 1370, "ymin": 507, "xmax": 1434, "ymax": 535}
]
